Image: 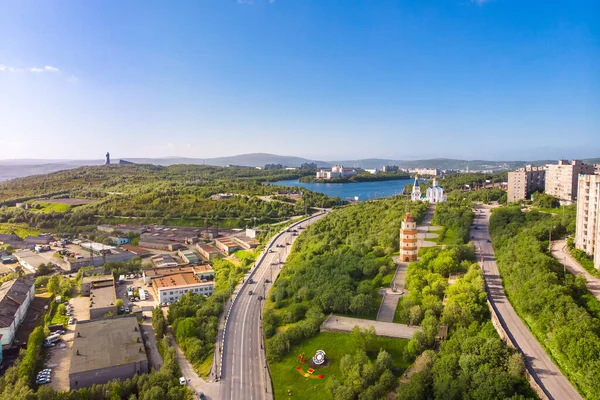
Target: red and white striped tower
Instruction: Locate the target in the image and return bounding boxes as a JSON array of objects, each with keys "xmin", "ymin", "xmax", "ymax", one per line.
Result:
[{"xmin": 400, "ymin": 212, "xmax": 418, "ymax": 262}]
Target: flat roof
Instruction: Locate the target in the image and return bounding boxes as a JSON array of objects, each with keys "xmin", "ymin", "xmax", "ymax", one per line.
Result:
[
  {"xmin": 90, "ymin": 285, "xmax": 116, "ymax": 310},
  {"xmin": 193, "ymin": 265, "xmax": 214, "ymax": 274},
  {"xmin": 197, "ymin": 244, "xmax": 219, "ymax": 253},
  {"xmin": 152, "ymin": 272, "xmax": 209, "ymax": 289},
  {"xmin": 70, "ymin": 316, "xmax": 147, "ymax": 375},
  {"xmin": 121, "ymin": 244, "xmax": 152, "ymax": 256},
  {"xmin": 79, "ymin": 242, "xmax": 115, "ymax": 251},
  {"xmin": 143, "ymin": 266, "xmax": 195, "ymax": 277},
  {"xmin": 14, "ymin": 250, "xmax": 48, "ymax": 268},
  {"xmin": 82, "ymin": 274, "xmax": 114, "ymax": 285},
  {"xmin": 215, "ymin": 237, "xmax": 238, "ymax": 247}
]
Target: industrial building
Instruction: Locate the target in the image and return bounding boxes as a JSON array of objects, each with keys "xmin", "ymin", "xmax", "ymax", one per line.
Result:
[
  {"xmin": 233, "ymin": 234, "xmax": 260, "ymax": 250},
  {"xmin": 150, "ymin": 254, "xmax": 179, "ymax": 269},
  {"xmin": 14, "ymin": 250, "xmax": 54, "ymax": 273},
  {"xmin": 545, "ymin": 160, "xmax": 596, "ymax": 205},
  {"xmin": 142, "ymin": 265, "xmax": 214, "ymax": 284},
  {"xmin": 120, "ymin": 244, "xmax": 152, "ymax": 258},
  {"xmin": 89, "ymin": 281, "xmax": 117, "ymax": 320},
  {"xmin": 152, "ymin": 272, "xmax": 215, "ymax": 303},
  {"xmin": 214, "ymin": 237, "xmax": 241, "ymax": 255},
  {"xmin": 575, "ymin": 173, "xmax": 600, "ymax": 271},
  {"xmin": 69, "ymin": 316, "xmax": 148, "ymax": 390},
  {"xmin": 196, "ymin": 243, "xmax": 220, "ymax": 260},
  {"xmin": 80, "ymin": 274, "xmax": 114, "ymax": 297},
  {"xmin": 138, "ymin": 236, "xmax": 183, "ymax": 251},
  {"xmin": 507, "ymin": 165, "xmax": 546, "ymax": 203},
  {"xmin": 177, "ymin": 249, "xmax": 199, "ymax": 264},
  {"xmin": 0, "ymin": 278, "xmax": 34, "ymax": 346}
]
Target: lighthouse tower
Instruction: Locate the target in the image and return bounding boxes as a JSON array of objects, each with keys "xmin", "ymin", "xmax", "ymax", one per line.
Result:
[{"xmin": 400, "ymin": 212, "xmax": 418, "ymax": 262}]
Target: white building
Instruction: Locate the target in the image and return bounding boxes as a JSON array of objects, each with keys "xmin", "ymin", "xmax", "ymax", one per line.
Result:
[
  {"xmin": 411, "ymin": 176, "xmax": 421, "ymax": 202},
  {"xmin": 575, "ymin": 173, "xmax": 600, "ymax": 270},
  {"xmin": 316, "ymin": 165, "xmax": 357, "ymax": 180},
  {"xmin": 364, "ymin": 168, "xmax": 379, "ymax": 175},
  {"xmin": 151, "ymin": 272, "xmax": 215, "ymax": 303},
  {"xmin": 0, "ymin": 278, "xmax": 35, "ymax": 346},
  {"xmin": 425, "ymin": 178, "xmax": 447, "ymax": 203}
]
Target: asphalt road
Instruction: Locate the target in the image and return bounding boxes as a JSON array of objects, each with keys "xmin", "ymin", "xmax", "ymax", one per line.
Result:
[
  {"xmin": 220, "ymin": 211, "xmax": 329, "ymax": 400},
  {"xmin": 473, "ymin": 204, "xmax": 582, "ymax": 400}
]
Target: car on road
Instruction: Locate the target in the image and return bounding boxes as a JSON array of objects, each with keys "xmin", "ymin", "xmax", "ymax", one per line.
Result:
[
  {"xmin": 198, "ymin": 392, "xmax": 206, "ymax": 400},
  {"xmin": 248, "ymin": 290, "xmax": 253, "ymax": 295},
  {"xmin": 248, "ymin": 278, "xmax": 254, "ymax": 284},
  {"xmin": 257, "ymin": 295, "xmax": 263, "ymax": 301},
  {"xmin": 268, "ymin": 249, "xmax": 275, "ymax": 253},
  {"xmin": 179, "ymin": 377, "xmax": 187, "ymax": 385},
  {"xmin": 285, "ymin": 242, "xmax": 290, "ymax": 246}
]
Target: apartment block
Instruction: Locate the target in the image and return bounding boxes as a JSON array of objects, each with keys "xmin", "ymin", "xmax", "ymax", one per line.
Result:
[
  {"xmin": 545, "ymin": 160, "xmax": 595, "ymax": 205},
  {"xmin": 575, "ymin": 174, "xmax": 600, "ymax": 271},
  {"xmin": 507, "ymin": 165, "xmax": 545, "ymax": 203}
]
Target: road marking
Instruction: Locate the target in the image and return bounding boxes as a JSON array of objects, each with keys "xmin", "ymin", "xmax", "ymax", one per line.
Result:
[{"xmin": 239, "ymin": 291, "xmax": 254, "ymax": 389}]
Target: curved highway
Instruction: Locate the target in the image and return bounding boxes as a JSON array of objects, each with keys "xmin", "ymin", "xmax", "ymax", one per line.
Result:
[
  {"xmin": 219, "ymin": 211, "xmax": 329, "ymax": 400},
  {"xmin": 474, "ymin": 204, "xmax": 581, "ymax": 400}
]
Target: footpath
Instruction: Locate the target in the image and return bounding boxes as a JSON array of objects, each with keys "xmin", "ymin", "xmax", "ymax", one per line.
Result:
[
  {"xmin": 320, "ymin": 315, "xmax": 419, "ymax": 339},
  {"xmin": 376, "ymin": 205, "xmax": 438, "ymax": 322},
  {"xmin": 550, "ymin": 239, "xmax": 600, "ymax": 302}
]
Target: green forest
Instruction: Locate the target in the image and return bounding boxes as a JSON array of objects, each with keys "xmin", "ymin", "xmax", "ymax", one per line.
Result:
[
  {"xmin": 300, "ymin": 171, "xmax": 411, "ymax": 184},
  {"xmin": 264, "ymin": 198, "xmax": 428, "ymax": 362},
  {"xmin": 490, "ymin": 207, "xmax": 600, "ymax": 399}
]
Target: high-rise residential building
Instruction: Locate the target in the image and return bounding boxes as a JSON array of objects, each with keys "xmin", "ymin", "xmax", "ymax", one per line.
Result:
[
  {"xmin": 545, "ymin": 160, "xmax": 595, "ymax": 205},
  {"xmin": 399, "ymin": 213, "xmax": 418, "ymax": 263},
  {"xmin": 575, "ymin": 174, "xmax": 600, "ymax": 271},
  {"xmin": 507, "ymin": 165, "xmax": 545, "ymax": 203}
]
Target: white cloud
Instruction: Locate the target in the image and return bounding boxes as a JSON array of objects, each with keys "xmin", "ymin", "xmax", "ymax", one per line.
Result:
[{"xmin": 1, "ymin": 64, "xmax": 60, "ymax": 73}]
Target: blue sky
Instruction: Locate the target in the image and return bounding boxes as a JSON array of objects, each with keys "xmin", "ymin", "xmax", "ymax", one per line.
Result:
[{"xmin": 0, "ymin": 0, "xmax": 598, "ymax": 161}]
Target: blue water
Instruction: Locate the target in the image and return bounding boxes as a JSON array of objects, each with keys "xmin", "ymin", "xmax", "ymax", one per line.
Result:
[{"xmin": 271, "ymin": 178, "xmax": 414, "ymax": 202}]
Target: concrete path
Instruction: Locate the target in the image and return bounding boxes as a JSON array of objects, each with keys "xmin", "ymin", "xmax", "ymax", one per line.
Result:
[
  {"xmin": 550, "ymin": 239, "xmax": 600, "ymax": 302},
  {"xmin": 169, "ymin": 333, "xmax": 221, "ymax": 400},
  {"xmin": 473, "ymin": 204, "xmax": 582, "ymax": 400},
  {"xmin": 321, "ymin": 315, "xmax": 420, "ymax": 339},
  {"xmin": 416, "ymin": 204, "xmax": 439, "ymax": 248},
  {"xmin": 377, "ymin": 262, "xmax": 409, "ymax": 322}
]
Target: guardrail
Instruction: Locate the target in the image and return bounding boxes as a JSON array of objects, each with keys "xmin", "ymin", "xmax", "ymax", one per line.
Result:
[{"xmin": 218, "ymin": 211, "xmax": 327, "ymax": 381}]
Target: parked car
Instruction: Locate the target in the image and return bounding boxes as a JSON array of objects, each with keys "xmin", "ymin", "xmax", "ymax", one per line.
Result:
[
  {"xmin": 179, "ymin": 377, "xmax": 187, "ymax": 385},
  {"xmin": 248, "ymin": 290, "xmax": 253, "ymax": 295}
]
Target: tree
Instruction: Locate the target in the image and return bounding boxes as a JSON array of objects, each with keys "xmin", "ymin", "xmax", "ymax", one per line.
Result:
[
  {"xmin": 36, "ymin": 263, "xmax": 52, "ymax": 276},
  {"xmin": 349, "ymin": 294, "xmax": 374, "ymax": 316},
  {"xmin": 115, "ymin": 298, "xmax": 124, "ymax": 310}
]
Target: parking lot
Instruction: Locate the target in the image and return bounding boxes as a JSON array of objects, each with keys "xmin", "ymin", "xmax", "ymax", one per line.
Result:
[
  {"xmin": 45, "ymin": 329, "xmax": 74, "ymax": 391},
  {"xmin": 115, "ymin": 275, "xmax": 159, "ymax": 312},
  {"xmin": 70, "ymin": 294, "xmax": 90, "ymax": 322}
]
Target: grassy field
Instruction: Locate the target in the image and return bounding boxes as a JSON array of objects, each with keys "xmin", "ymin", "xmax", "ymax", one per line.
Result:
[
  {"xmin": 31, "ymin": 201, "xmax": 73, "ymax": 213},
  {"xmin": 0, "ymin": 223, "xmax": 42, "ymax": 238},
  {"xmin": 269, "ymin": 332, "xmax": 411, "ymax": 400},
  {"xmin": 393, "ymin": 297, "xmax": 410, "ymax": 324}
]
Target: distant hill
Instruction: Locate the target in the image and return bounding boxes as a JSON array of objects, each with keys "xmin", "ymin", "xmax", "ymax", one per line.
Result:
[{"xmin": 1, "ymin": 153, "xmax": 598, "ymax": 181}]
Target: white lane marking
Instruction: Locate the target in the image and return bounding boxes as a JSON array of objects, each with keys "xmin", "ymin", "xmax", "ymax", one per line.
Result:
[{"xmin": 239, "ymin": 291, "xmax": 254, "ymax": 389}]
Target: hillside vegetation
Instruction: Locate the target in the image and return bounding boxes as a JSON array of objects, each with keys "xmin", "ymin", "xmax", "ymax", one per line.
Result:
[
  {"xmin": 490, "ymin": 207, "xmax": 600, "ymax": 399},
  {"xmin": 0, "ymin": 164, "xmax": 340, "ymax": 234}
]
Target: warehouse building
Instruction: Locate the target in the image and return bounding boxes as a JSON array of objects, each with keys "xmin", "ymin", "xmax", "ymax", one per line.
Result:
[
  {"xmin": 196, "ymin": 243, "xmax": 220, "ymax": 260},
  {"xmin": 214, "ymin": 237, "xmax": 241, "ymax": 255},
  {"xmin": 142, "ymin": 265, "xmax": 214, "ymax": 284},
  {"xmin": 80, "ymin": 274, "xmax": 114, "ymax": 297},
  {"xmin": 177, "ymin": 249, "xmax": 199, "ymax": 264},
  {"xmin": 69, "ymin": 316, "xmax": 148, "ymax": 390},
  {"xmin": 150, "ymin": 254, "xmax": 179, "ymax": 269},
  {"xmin": 89, "ymin": 282, "xmax": 117, "ymax": 320}
]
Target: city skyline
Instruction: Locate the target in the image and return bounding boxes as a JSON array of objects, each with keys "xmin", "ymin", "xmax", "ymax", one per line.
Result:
[{"xmin": 1, "ymin": 0, "xmax": 598, "ymax": 160}]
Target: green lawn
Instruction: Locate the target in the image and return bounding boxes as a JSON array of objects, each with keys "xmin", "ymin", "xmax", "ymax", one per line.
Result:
[
  {"xmin": 269, "ymin": 332, "xmax": 412, "ymax": 400},
  {"xmin": 0, "ymin": 223, "xmax": 42, "ymax": 238},
  {"xmin": 197, "ymin": 352, "xmax": 213, "ymax": 378},
  {"xmin": 50, "ymin": 310, "xmax": 68, "ymax": 327}
]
